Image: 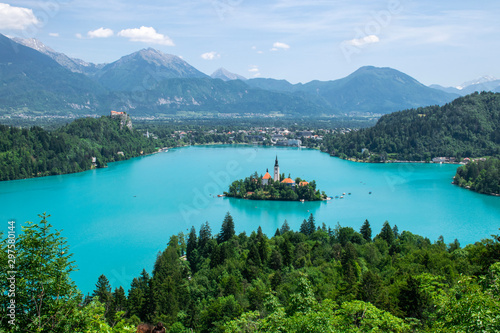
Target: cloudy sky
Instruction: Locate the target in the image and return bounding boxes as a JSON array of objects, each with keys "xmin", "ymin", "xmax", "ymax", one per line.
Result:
[{"xmin": 1, "ymin": 0, "xmax": 499, "ymax": 86}]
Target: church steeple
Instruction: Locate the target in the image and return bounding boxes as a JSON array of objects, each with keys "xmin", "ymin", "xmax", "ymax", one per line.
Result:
[{"xmin": 274, "ymin": 155, "xmax": 280, "ymax": 181}]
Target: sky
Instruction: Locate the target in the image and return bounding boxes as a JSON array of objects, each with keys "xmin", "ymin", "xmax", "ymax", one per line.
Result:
[{"xmin": 1, "ymin": 0, "xmax": 499, "ymax": 87}]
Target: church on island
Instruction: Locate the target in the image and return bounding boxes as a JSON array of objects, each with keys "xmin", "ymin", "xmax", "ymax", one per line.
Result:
[
  {"xmin": 225, "ymin": 156, "xmax": 325, "ymax": 201},
  {"xmin": 261, "ymin": 156, "xmax": 308, "ymax": 188}
]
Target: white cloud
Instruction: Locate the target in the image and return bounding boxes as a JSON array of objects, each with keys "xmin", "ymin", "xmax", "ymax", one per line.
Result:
[
  {"xmin": 49, "ymin": 33, "xmax": 59, "ymax": 37},
  {"xmin": 0, "ymin": 3, "xmax": 39, "ymax": 30},
  {"xmin": 88, "ymin": 27, "xmax": 114, "ymax": 38},
  {"xmin": 344, "ymin": 35, "xmax": 380, "ymax": 47},
  {"xmin": 118, "ymin": 26, "xmax": 174, "ymax": 46},
  {"xmin": 248, "ymin": 65, "xmax": 261, "ymax": 77},
  {"xmin": 271, "ymin": 41, "xmax": 290, "ymax": 51},
  {"xmin": 201, "ymin": 51, "xmax": 220, "ymax": 60},
  {"xmin": 75, "ymin": 33, "xmax": 83, "ymax": 39}
]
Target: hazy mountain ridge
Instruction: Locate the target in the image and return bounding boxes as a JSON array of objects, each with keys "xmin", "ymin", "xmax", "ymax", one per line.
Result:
[
  {"xmin": 247, "ymin": 66, "xmax": 459, "ymax": 114},
  {"xmin": 12, "ymin": 37, "xmax": 105, "ymax": 75},
  {"xmin": 431, "ymin": 76, "xmax": 500, "ymax": 96},
  {"xmin": 0, "ymin": 34, "xmax": 106, "ymax": 114},
  {"xmin": 95, "ymin": 48, "xmax": 208, "ymax": 91},
  {"xmin": 211, "ymin": 68, "xmax": 247, "ymax": 81},
  {"xmin": 1, "ymin": 34, "xmax": 465, "ymax": 117}
]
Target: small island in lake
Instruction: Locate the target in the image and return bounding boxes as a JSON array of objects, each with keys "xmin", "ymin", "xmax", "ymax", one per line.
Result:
[{"xmin": 225, "ymin": 156, "xmax": 328, "ymax": 201}]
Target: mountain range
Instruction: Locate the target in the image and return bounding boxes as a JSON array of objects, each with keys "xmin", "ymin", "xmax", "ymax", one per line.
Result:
[
  {"xmin": 1, "ymin": 34, "xmax": 489, "ymax": 118},
  {"xmin": 430, "ymin": 76, "xmax": 500, "ymax": 96}
]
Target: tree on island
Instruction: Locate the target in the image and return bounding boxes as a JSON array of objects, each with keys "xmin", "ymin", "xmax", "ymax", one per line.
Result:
[{"xmin": 226, "ymin": 172, "xmax": 326, "ymax": 201}]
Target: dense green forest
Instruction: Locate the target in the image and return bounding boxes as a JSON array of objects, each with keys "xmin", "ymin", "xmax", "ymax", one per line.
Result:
[
  {"xmin": 225, "ymin": 172, "xmax": 326, "ymax": 201},
  {"xmin": 2, "ymin": 213, "xmax": 499, "ymax": 332},
  {"xmin": 0, "ymin": 115, "xmax": 159, "ymax": 181},
  {"xmin": 454, "ymin": 158, "xmax": 500, "ymax": 195},
  {"xmin": 319, "ymin": 92, "xmax": 500, "ymax": 161}
]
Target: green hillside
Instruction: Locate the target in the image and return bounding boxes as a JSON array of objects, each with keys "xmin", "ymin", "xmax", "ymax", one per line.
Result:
[
  {"xmin": 106, "ymin": 77, "xmax": 328, "ymax": 115},
  {"xmin": 321, "ymin": 92, "xmax": 500, "ymax": 161},
  {"xmin": 454, "ymin": 158, "xmax": 500, "ymax": 194},
  {"xmin": 0, "ymin": 115, "xmax": 155, "ymax": 181}
]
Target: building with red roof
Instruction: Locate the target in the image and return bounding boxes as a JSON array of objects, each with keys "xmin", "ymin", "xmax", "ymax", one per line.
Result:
[
  {"xmin": 281, "ymin": 174, "xmax": 295, "ymax": 187},
  {"xmin": 262, "ymin": 169, "xmax": 272, "ymax": 185}
]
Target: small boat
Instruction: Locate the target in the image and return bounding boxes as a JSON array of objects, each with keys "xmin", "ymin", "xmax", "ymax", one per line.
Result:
[
  {"xmin": 217, "ymin": 194, "xmax": 225, "ymax": 197},
  {"xmin": 335, "ymin": 196, "xmax": 339, "ymax": 198},
  {"xmin": 343, "ymin": 192, "xmax": 346, "ymax": 195},
  {"xmin": 300, "ymin": 199, "xmax": 305, "ymax": 202},
  {"xmin": 348, "ymin": 193, "xmax": 351, "ymax": 195},
  {"xmin": 369, "ymin": 191, "xmax": 372, "ymax": 194},
  {"xmin": 340, "ymin": 196, "xmax": 344, "ymax": 199}
]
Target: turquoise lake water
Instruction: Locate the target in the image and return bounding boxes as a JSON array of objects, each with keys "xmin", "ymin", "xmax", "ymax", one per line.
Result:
[{"xmin": 1, "ymin": 145, "xmax": 499, "ymax": 294}]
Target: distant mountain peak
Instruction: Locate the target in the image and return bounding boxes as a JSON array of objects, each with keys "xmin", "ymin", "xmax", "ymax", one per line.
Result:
[
  {"xmin": 211, "ymin": 67, "xmax": 246, "ymax": 81},
  {"xmin": 97, "ymin": 48, "xmax": 207, "ymax": 91},
  {"xmin": 11, "ymin": 36, "xmax": 104, "ymax": 74},
  {"xmin": 12, "ymin": 37, "xmax": 55, "ymax": 54},
  {"xmin": 115, "ymin": 48, "xmax": 191, "ymax": 69},
  {"xmin": 456, "ymin": 75, "xmax": 497, "ymax": 90}
]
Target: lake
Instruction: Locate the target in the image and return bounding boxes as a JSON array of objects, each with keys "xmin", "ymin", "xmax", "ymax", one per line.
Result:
[{"xmin": 1, "ymin": 145, "xmax": 499, "ymax": 295}]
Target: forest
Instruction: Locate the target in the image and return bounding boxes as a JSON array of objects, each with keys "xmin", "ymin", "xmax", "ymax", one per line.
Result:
[
  {"xmin": 453, "ymin": 158, "xmax": 500, "ymax": 195},
  {"xmin": 225, "ymin": 172, "xmax": 326, "ymax": 201},
  {"xmin": 319, "ymin": 92, "xmax": 500, "ymax": 162},
  {"xmin": 0, "ymin": 115, "xmax": 158, "ymax": 181},
  {"xmin": 1, "ymin": 212, "xmax": 499, "ymax": 332}
]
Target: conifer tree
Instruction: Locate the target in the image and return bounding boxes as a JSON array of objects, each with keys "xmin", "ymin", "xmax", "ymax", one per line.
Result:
[
  {"xmin": 218, "ymin": 212, "xmax": 235, "ymax": 243},
  {"xmin": 378, "ymin": 221, "xmax": 395, "ymax": 245},
  {"xmin": 280, "ymin": 219, "xmax": 291, "ymax": 234},
  {"xmin": 300, "ymin": 219, "xmax": 309, "ymax": 235},
  {"xmin": 92, "ymin": 274, "xmax": 113, "ymax": 321},
  {"xmin": 360, "ymin": 219, "xmax": 372, "ymax": 242},
  {"xmin": 392, "ymin": 225, "xmax": 399, "ymax": 239},
  {"xmin": 198, "ymin": 221, "xmax": 212, "ymax": 256},
  {"xmin": 0, "ymin": 213, "xmax": 82, "ymax": 332},
  {"xmin": 186, "ymin": 226, "xmax": 197, "ymax": 262},
  {"xmin": 307, "ymin": 213, "xmax": 316, "ymax": 235}
]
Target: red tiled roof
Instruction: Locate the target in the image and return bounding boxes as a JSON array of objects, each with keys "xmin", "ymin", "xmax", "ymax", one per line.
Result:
[
  {"xmin": 262, "ymin": 172, "xmax": 272, "ymax": 180},
  {"xmin": 299, "ymin": 181, "xmax": 309, "ymax": 186},
  {"xmin": 281, "ymin": 177, "xmax": 295, "ymax": 184}
]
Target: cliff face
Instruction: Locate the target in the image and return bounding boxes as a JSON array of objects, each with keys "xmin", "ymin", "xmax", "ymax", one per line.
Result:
[{"xmin": 111, "ymin": 113, "xmax": 133, "ymax": 130}]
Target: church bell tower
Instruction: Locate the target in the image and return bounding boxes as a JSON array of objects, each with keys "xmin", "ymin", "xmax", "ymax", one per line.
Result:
[{"xmin": 274, "ymin": 155, "xmax": 280, "ymax": 181}]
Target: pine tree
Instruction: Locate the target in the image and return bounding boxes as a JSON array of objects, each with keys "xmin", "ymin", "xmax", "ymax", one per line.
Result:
[
  {"xmin": 307, "ymin": 213, "xmax": 316, "ymax": 235},
  {"xmin": 300, "ymin": 219, "xmax": 309, "ymax": 235},
  {"xmin": 198, "ymin": 221, "xmax": 212, "ymax": 256},
  {"xmin": 1, "ymin": 213, "xmax": 82, "ymax": 331},
  {"xmin": 280, "ymin": 219, "xmax": 291, "ymax": 234},
  {"xmin": 360, "ymin": 219, "xmax": 372, "ymax": 242},
  {"xmin": 379, "ymin": 221, "xmax": 395, "ymax": 245},
  {"xmin": 257, "ymin": 226, "xmax": 269, "ymax": 264},
  {"xmin": 392, "ymin": 225, "xmax": 399, "ymax": 239},
  {"xmin": 92, "ymin": 274, "xmax": 113, "ymax": 320},
  {"xmin": 127, "ymin": 270, "xmax": 151, "ymax": 321},
  {"xmin": 218, "ymin": 211, "xmax": 235, "ymax": 243},
  {"xmin": 186, "ymin": 226, "xmax": 197, "ymax": 262},
  {"xmin": 109, "ymin": 286, "xmax": 127, "ymax": 325}
]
